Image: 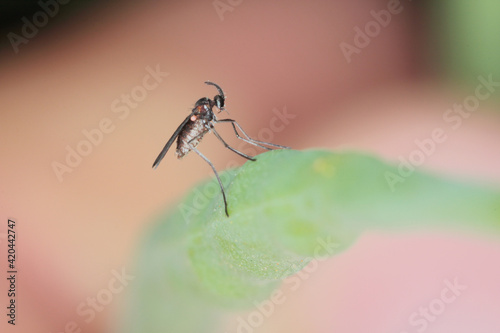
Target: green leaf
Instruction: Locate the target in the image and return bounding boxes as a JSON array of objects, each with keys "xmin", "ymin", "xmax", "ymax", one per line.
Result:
[{"xmin": 124, "ymin": 149, "xmax": 500, "ymax": 333}]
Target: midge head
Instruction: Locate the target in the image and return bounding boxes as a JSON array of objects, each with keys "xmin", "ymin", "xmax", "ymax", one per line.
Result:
[{"xmin": 205, "ymin": 81, "xmax": 226, "ymax": 112}]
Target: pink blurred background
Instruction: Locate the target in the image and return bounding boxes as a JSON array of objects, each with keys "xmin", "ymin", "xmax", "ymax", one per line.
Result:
[{"xmin": 1, "ymin": 0, "xmax": 500, "ymax": 332}]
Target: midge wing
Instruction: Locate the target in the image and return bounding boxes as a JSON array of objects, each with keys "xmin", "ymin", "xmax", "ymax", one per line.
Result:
[{"xmin": 152, "ymin": 112, "xmax": 194, "ymax": 169}]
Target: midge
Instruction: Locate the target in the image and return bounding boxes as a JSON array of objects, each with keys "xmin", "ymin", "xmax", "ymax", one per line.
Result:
[{"xmin": 152, "ymin": 81, "xmax": 289, "ymax": 217}]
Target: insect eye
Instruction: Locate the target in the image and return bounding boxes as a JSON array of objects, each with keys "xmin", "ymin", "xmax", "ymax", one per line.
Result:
[{"xmin": 215, "ymin": 95, "xmax": 225, "ymax": 109}]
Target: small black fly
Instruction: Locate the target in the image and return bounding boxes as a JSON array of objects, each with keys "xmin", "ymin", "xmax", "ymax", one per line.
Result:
[{"xmin": 152, "ymin": 81, "xmax": 289, "ymax": 217}]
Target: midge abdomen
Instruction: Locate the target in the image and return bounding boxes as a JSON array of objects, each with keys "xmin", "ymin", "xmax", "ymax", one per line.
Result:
[{"xmin": 175, "ymin": 118, "xmax": 209, "ymax": 158}]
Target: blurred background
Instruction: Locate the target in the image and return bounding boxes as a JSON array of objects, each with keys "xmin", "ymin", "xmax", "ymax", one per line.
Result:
[{"xmin": 1, "ymin": 0, "xmax": 500, "ymax": 332}]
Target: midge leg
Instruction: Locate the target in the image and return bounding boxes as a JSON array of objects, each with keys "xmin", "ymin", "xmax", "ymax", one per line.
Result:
[
  {"xmin": 216, "ymin": 118, "xmax": 290, "ymax": 150},
  {"xmin": 188, "ymin": 143, "xmax": 229, "ymax": 217},
  {"xmin": 210, "ymin": 126, "xmax": 256, "ymax": 161}
]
